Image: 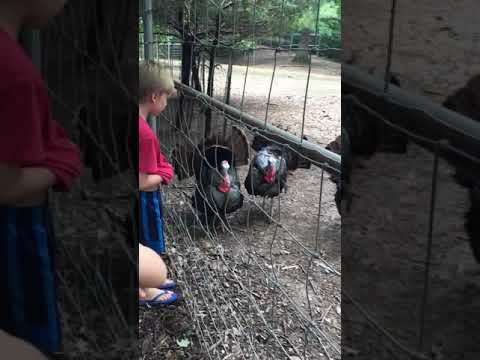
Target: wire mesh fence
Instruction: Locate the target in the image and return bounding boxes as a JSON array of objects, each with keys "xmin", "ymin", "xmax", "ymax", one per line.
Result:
[
  {"xmin": 342, "ymin": 1, "xmax": 480, "ymax": 359},
  {"xmin": 31, "ymin": 1, "xmax": 139, "ymax": 358},
  {"xmin": 140, "ymin": 0, "xmax": 341, "ymax": 359}
]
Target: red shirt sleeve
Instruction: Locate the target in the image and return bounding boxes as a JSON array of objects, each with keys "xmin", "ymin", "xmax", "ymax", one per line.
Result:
[
  {"xmin": 43, "ymin": 120, "xmax": 82, "ymax": 192},
  {"xmin": 0, "ymin": 80, "xmax": 45, "ymax": 165},
  {"xmin": 156, "ymin": 150, "xmax": 174, "ymax": 185},
  {"xmin": 139, "ymin": 137, "xmax": 158, "ymax": 174}
]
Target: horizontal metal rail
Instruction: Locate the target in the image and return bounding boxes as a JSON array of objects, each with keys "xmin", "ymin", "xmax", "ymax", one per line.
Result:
[
  {"xmin": 174, "ymin": 81, "xmax": 341, "ymax": 171},
  {"xmin": 342, "ymin": 64, "xmax": 480, "ymax": 162}
]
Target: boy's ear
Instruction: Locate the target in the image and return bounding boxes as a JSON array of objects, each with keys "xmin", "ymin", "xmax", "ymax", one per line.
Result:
[{"xmin": 151, "ymin": 93, "xmax": 157, "ymax": 103}]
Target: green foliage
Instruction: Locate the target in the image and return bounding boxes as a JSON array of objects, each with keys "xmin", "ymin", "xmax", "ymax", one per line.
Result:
[
  {"xmin": 145, "ymin": 0, "xmax": 340, "ymax": 50},
  {"xmin": 236, "ymin": 39, "xmax": 256, "ymax": 50}
]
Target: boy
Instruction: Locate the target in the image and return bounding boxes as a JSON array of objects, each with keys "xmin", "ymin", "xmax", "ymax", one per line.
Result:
[
  {"xmin": 138, "ymin": 60, "xmax": 176, "ymax": 305},
  {"xmin": 0, "ymin": 0, "xmax": 81, "ymax": 356}
]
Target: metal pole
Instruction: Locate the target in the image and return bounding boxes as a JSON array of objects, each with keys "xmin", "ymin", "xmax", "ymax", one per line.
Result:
[
  {"xmin": 174, "ymin": 81, "xmax": 341, "ymax": 170},
  {"xmin": 20, "ymin": 30, "xmax": 42, "ymax": 71},
  {"xmin": 342, "ymin": 64, "xmax": 480, "ymax": 159},
  {"xmin": 143, "ymin": 0, "xmax": 157, "ymax": 134}
]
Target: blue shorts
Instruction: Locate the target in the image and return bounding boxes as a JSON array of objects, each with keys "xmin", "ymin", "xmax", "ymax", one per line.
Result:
[
  {"xmin": 139, "ymin": 190, "xmax": 165, "ymax": 255},
  {"xmin": 0, "ymin": 204, "xmax": 60, "ymax": 354}
]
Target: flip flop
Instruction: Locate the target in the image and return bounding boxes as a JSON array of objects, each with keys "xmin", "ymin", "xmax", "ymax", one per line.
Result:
[
  {"xmin": 139, "ymin": 289, "xmax": 177, "ymax": 307},
  {"xmin": 158, "ymin": 279, "xmax": 177, "ymax": 290}
]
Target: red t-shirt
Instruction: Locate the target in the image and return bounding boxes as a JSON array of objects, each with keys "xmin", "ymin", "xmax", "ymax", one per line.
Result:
[
  {"xmin": 0, "ymin": 31, "xmax": 81, "ymax": 191},
  {"xmin": 138, "ymin": 116, "xmax": 174, "ymax": 184}
]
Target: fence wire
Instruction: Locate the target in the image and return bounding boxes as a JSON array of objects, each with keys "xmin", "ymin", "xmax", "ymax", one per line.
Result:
[
  {"xmin": 36, "ymin": 1, "xmax": 139, "ymax": 359},
  {"xmin": 141, "ymin": 0, "xmax": 341, "ymax": 359},
  {"xmin": 342, "ymin": 1, "xmax": 480, "ymax": 359}
]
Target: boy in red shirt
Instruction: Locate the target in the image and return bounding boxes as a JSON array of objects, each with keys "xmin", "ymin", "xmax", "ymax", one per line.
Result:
[
  {"xmin": 138, "ymin": 61, "xmax": 177, "ymax": 306},
  {"xmin": 0, "ymin": 0, "xmax": 81, "ymax": 356}
]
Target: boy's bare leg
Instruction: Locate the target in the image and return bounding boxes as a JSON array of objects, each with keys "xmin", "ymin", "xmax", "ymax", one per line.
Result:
[
  {"xmin": 139, "ymin": 244, "xmax": 176, "ymax": 301},
  {"xmin": 0, "ymin": 330, "xmax": 48, "ymax": 360},
  {"xmin": 139, "ymin": 243, "xmax": 167, "ymax": 288}
]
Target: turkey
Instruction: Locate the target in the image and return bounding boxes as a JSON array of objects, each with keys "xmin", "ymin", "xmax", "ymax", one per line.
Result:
[
  {"xmin": 251, "ymin": 134, "xmax": 311, "ymax": 172},
  {"xmin": 189, "ymin": 126, "xmax": 250, "ymax": 231},
  {"xmin": 442, "ymin": 74, "xmax": 480, "ymax": 263},
  {"xmin": 245, "ymin": 144, "xmax": 287, "ymax": 196},
  {"xmin": 326, "ymin": 126, "xmax": 351, "ymax": 215},
  {"xmin": 329, "ymin": 75, "xmax": 406, "ymax": 215},
  {"xmin": 192, "ymin": 145, "xmax": 244, "ymax": 231},
  {"xmin": 245, "ymin": 134, "xmax": 310, "ymax": 219}
]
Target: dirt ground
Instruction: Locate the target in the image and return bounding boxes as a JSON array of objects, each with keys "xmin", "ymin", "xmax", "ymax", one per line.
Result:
[
  {"xmin": 342, "ymin": 142, "xmax": 480, "ymax": 359},
  {"xmin": 343, "ymin": 0, "xmax": 480, "ymax": 103},
  {"xmin": 139, "ymin": 55, "xmax": 341, "ymax": 359}
]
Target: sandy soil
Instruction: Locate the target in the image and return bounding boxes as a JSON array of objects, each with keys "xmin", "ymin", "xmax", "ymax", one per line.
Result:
[
  {"xmin": 343, "ymin": 0, "xmax": 480, "ymax": 103},
  {"xmin": 342, "ymin": 141, "xmax": 480, "ymax": 359}
]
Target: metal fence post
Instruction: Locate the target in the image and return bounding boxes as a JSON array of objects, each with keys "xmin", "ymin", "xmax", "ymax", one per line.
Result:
[
  {"xmin": 143, "ymin": 0, "xmax": 157, "ymax": 134},
  {"xmin": 20, "ymin": 30, "xmax": 42, "ymax": 71}
]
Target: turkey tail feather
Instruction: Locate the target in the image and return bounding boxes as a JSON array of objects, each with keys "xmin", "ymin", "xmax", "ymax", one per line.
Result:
[{"xmin": 227, "ymin": 126, "xmax": 250, "ymax": 166}]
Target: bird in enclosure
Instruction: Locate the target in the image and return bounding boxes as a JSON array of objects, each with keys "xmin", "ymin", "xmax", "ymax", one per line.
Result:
[
  {"xmin": 245, "ymin": 134, "xmax": 311, "ymax": 220},
  {"xmin": 443, "ymin": 74, "xmax": 480, "ymax": 122},
  {"xmin": 244, "ymin": 143, "xmax": 287, "ymax": 218},
  {"xmin": 190, "ymin": 126, "xmax": 250, "ymax": 231},
  {"xmin": 250, "ymin": 133, "xmax": 311, "ymax": 172},
  {"xmin": 442, "ymin": 74, "xmax": 480, "ymax": 263},
  {"xmin": 325, "ymin": 126, "xmax": 351, "ymax": 216},
  {"xmin": 330, "ymin": 74, "xmax": 406, "ymax": 215}
]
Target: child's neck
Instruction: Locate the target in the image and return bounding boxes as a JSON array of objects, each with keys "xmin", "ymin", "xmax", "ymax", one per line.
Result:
[
  {"xmin": 0, "ymin": 4, "xmax": 24, "ymax": 38},
  {"xmin": 139, "ymin": 105, "xmax": 151, "ymax": 121}
]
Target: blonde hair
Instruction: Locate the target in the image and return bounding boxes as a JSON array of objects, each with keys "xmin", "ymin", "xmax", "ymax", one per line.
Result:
[{"xmin": 139, "ymin": 60, "xmax": 175, "ymax": 102}]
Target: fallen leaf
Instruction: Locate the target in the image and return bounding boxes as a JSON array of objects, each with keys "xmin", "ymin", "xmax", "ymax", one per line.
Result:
[{"xmin": 177, "ymin": 338, "xmax": 191, "ymax": 348}]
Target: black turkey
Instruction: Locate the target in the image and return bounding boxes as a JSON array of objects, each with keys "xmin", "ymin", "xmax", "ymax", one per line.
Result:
[
  {"xmin": 329, "ymin": 75, "xmax": 406, "ymax": 215},
  {"xmin": 186, "ymin": 126, "xmax": 250, "ymax": 231},
  {"xmin": 251, "ymin": 134, "xmax": 311, "ymax": 172},
  {"xmin": 326, "ymin": 126, "xmax": 351, "ymax": 215},
  {"xmin": 443, "ymin": 74, "xmax": 480, "ymax": 263},
  {"xmin": 246, "ymin": 134, "xmax": 310, "ymax": 219},
  {"xmin": 244, "ymin": 143, "xmax": 288, "ymax": 218},
  {"xmin": 192, "ymin": 145, "xmax": 244, "ymax": 231}
]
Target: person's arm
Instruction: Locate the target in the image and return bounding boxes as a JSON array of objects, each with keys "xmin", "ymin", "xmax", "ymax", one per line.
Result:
[
  {"xmin": 156, "ymin": 150, "xmax": 174, "ymax": 185},
  {"xmin": 43, "ymin": 120, "xmax": 82, "ymax": 192},
  {"xmin": 139, "ymin": 172, "xmax": 163, "ymax": 191},
  {"xmin": 0, "ymin": 164, "xmax": 56, "ymax": 204},
  {"xmin": 139, "ymin": 135, "xmax": 164, "ymax": 190},
  {"xmin": 0, "ymin": 80, "xmax": 57, "ymax": 202}
]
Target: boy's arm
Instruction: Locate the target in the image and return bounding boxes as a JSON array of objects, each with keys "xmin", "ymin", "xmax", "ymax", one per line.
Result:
[
  {"xmin": 156, "ymin": 151, "xmax": 174, "ymax": 185},
  {"xmin": 0, "ymin": 80, "xmax": 57, "ymax": 202},
  {"xmin": 139, "ymin": 172, "xmax": 163, "ymax": 191},
  {"xmin": 0, "ymin": 163, "xmax": 55, "ymax": 204},
  {"xmin": 139, "ymin": 136, "xmax": 167, "ymax": 190},
  {"xmin": 43, "ymin": 120, "xmax": 82, "ymax": 192}
]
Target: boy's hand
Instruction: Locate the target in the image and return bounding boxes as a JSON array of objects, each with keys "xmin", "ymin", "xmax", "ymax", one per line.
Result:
[
  {"xmin": 0, "ymin": 164, "xmax": 56, "ymax": 205},
  {"xmin": 139, "ymin": 173, "xmax": 163, "ymax": 191}
]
